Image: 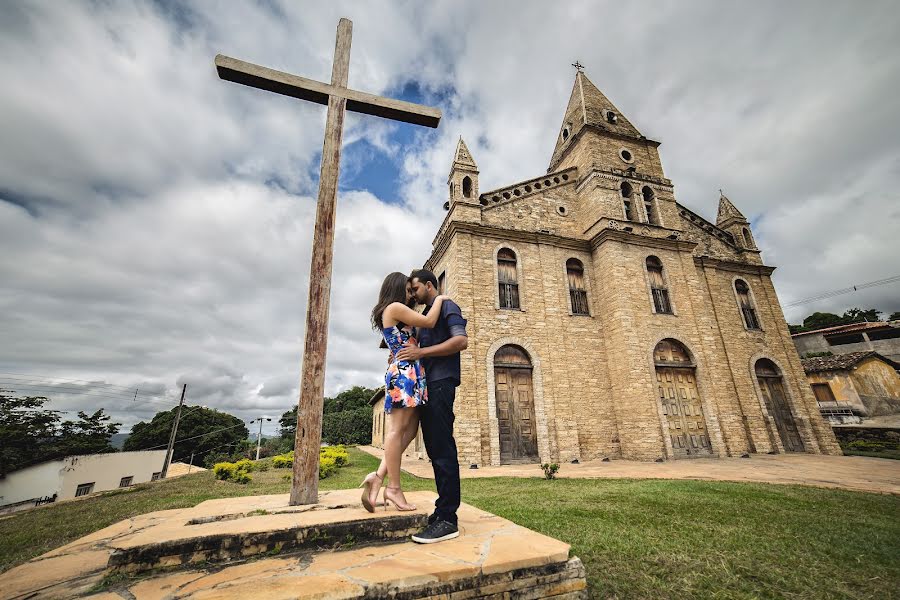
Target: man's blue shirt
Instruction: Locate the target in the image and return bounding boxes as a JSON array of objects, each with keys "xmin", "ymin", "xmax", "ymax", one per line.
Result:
[{"xmin": 418, "ymin": 299, "xmax": 467, "ymax": 386}]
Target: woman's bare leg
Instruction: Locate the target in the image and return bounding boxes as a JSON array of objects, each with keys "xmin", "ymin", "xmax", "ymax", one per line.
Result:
[
  {"xmin": 383, "ymin": 408, "xmax": 418, "ymax": 492},
  {"xmin": 377, "ymin": 409, "xmax": 420, "ymax": 482}
]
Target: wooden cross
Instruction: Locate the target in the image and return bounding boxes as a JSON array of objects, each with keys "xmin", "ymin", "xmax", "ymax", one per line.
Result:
[{"xmin": 215, "ymin": 18, "xmax": 441, "ymax": 506}]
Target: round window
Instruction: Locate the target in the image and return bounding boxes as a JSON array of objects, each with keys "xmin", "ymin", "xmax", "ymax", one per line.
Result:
[
  {"xmin": 619, "ymin": 148, "xmax": 634, "ymax": 163},
  {"xmin": 557, "ymin": 206, "xmax": 568, "ymax": 216}
]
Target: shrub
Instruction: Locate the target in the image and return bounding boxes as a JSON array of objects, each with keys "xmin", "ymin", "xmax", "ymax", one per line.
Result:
[
  {"xmin": 234, "ymin": 458, "xmax": 255, "ymax": 473},
  {"xmin": 255, "ymin": 461, "xmax": 269, "ymax": 472},
  {"xmin": 213, "ymin": 460, "xmax": 253, "ymax": 484},
  {"xmin": 272, "ymin": 453, "xmax": 293, "ymax": 469},
  {"xmin": 213, "ymin": 462, "xmax": 236, "ymax": 481},
  {"xmin": 319, "ymin": 455, "xmax": 337, "ymax": 479},
  {"xmin": 321, "ymin": 445, "xmax": 349, "ymax": 467},
  {"xmin": 541, "ymin": 463, "xmax": 560, "ymax": 480},
  {"xmin": 232, "ymin": 470, "xmax": 252, "ymax": 484}
]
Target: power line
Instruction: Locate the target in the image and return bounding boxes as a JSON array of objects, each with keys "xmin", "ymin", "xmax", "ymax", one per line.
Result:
[
  {"xmin": 0, "ymin": 380, "xmax": 176, "ymax": 409},
  {"xmin": 784, "ymin": 274, "xmax": 900, "ymax": 308},
  {"xmin": 0, "ymin": 371, "xmax": 160, "ymax": 394},
  {"xmin": 137, "ymin": 422, "xmax": 251, "ymax": 451}
]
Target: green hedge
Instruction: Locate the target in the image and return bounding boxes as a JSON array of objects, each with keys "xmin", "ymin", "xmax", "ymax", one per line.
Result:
[
  {"xmin": 322, "ymin": 407, "xmax": 372, "ymax": 445},
  {"xmin": 269, "ymin": 446, "xmax": 350, "ymax": 479}
]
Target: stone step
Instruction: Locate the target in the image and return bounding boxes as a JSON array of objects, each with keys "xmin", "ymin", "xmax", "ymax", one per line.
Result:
[{"xmin": 107, "ymin": 490, "xmax": 429, "ymax": 574}]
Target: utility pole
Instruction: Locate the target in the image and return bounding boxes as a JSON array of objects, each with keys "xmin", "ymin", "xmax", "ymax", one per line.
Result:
[
  {"xmin": 161, "ymin": 384, "xmax": 186, "ymax": 479},
  {"xmin": 255, "ymin": 417, "xmax": 272, "ymax": 460},
  {"xmin": 188, "ymin": 451, "xmax": 194, "ymax": 474}
]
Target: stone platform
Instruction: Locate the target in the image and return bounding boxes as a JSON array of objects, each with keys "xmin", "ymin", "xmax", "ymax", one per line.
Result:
[{"xmin": 0, "ymin": 489, "xmax": 588, "ymax": 599}]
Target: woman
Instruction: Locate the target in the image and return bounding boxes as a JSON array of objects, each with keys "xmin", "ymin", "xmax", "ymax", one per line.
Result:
[{"xmin": 361, "ymin": 272, "xmax": 447, "ymax": 512}]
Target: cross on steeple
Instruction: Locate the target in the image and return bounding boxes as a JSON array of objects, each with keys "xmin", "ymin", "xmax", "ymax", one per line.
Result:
[{"xmin": 571, "ymin": 60, "xmax": 584, "ymax": 72}]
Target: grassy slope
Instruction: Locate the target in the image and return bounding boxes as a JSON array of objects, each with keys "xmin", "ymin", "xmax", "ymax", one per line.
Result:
[{"xmin": 1, "ymin": 448, "xmax": 898, "ymax": 599}]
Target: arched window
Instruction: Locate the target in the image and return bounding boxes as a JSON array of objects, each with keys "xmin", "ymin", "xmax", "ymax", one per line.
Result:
[
  {"xmin": 462, "ymin": 176, "xmax": 473, "ymax": 198},
  {"xmin": 497, "ymin": 248, "xmax": 520, "ymax": 309},
  {"xmin": 642, "ymin": 186, "xmax": 658, "ymax": 225},
  {"xmin": 621, "ymin": 181, "xmax": 635, "ymax": 221},
  {"xmin": 742, "ymin": 227, "xmax": 754, "ymax": 248},
  {"xmin": 646, "ymin": 256, "xmax": 672, "ymax": 314},
  {"xmin": 566, "ymin": 258, "xmax": 589, "ymax": 315},
  {"xmin": 735, "ymin": 279, "xmax": 761, "ymax": 330}
]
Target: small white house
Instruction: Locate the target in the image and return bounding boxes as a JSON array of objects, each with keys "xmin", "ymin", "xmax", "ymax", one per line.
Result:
[{"xmin": 0, "ymin": 450, "xmax": 167, "ymax": 514}]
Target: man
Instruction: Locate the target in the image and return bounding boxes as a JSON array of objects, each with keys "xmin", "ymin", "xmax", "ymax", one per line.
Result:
[{"xmin": 396, "ymin": 269, "xmax": 468, "ymax": 543}]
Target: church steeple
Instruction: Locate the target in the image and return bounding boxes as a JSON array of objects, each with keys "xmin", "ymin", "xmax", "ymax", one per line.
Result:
[
  {"xmin": 447, "ymin": 137, "xmax": 479, "ymax": 209},
  {"xmin": 549, "ymin": 70, "xmax": 643, "ymax": 171},
  {"xmin": 716, "ymin": 191, "xmax": 756, "ymax": 249}
]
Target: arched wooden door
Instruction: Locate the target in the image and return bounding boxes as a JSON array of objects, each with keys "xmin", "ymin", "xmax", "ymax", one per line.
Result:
[
  {"xmin": 494, "ymin": 345, "xmax": 539, "ymax": 464},
  {"xmin": 654, "ymin": 339, "xmax": 713, "ymax": 457},
  {"xmin": 755, "ymin": 359, "xmax": 805, "ymax": 452}
]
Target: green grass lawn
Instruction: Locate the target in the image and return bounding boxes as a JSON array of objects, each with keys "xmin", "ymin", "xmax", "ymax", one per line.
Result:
[{"xmin": 2, "ymin": 448, "xmax": 898, "ymax": 599}]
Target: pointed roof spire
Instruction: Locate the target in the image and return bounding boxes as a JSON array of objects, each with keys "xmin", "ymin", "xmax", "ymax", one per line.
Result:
[
  {"xmin": 549, "ymin": 70, "xmax": 643, "ymax": 170},
  {"xmin": 716, "ymin": 189, "xmax": 748, "ymax": 226},
  {"xmin": 452, "ymin": 136, "xmax": 477, "ymax": 169}
]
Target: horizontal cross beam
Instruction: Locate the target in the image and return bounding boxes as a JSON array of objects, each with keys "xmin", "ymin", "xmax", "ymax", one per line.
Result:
[{"xmin": 215, "ymin": 54, "xmax": 441, "ymax": 128}]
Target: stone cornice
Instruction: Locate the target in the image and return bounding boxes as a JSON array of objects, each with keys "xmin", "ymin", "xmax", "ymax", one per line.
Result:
[
  {"xmin": 479, "ymin": 166, "xmax": 578, "ymax": 209},
  {"xmin": 576, "ymin": 166, "xmax": 673, "ymax": 194},
  {"xmin": 694, "ymin": 255, "xmax": 776, "ymax": 276},
  {"xmin": 589, "ymin": 226, "xmax": 698, "ymax": 253},
  {"xmin": 426, "ymin": 221, "xmax": 590, "ymax": 268}
]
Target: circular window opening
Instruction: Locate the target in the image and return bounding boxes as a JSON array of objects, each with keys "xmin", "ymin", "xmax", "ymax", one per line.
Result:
[
  {"xmin": 524, "ymin": 185, "xmax": 532, "ymax": 193},
  {"xmin": 480, "ymin": 198, "xmax": 489, "ymax": 206},
  {"xmin": 513, "ymin": 189, "xmax": 521, "ymax": 196},
  {"xmin": 562, "ymin": 173, "xmax": 569, "ymax": 181},
  {"xmin": 493, "ymin": 195, "xmax": 501, "ymax": 202},
  {"xmin": 503, "ymin": 192, "xmax": 511, "ymax": 200},
  {"xmin": 606, "ymin": 111, "xmax": 618, "ymax": 124},
  {"xmin": 553, "ymin": 176, "xmax": 560, "ymax": 183},
  {"xmin": 534, "ymin": 182, "xmax": 542, "ymax": 190},
  {"xmin": 544, "ymin": 179, "xmax": 551, "ymax": 186},
  {"xmin": 557, "ymin": 206, "xmax": 568, "ymax": 216},
  {"xmin": 619, "ymin": 148, "xmax": 634, "ymax": 163}
]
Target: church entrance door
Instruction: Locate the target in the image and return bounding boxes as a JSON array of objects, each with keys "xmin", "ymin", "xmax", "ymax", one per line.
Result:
[
  {"xmin": 494, "ymin": 345, "xmax": 539, "ymax": 464},
  {"xmin": 755, "ymin": 360, "xmax": 805, "ymax": 452},
  {"xmin": 654, "ymin": 339, "xmax": 713, "ymax": 458}
]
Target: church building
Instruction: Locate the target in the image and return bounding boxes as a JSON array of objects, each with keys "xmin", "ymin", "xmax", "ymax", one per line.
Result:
[{"xmin": 373, "ymin": 70, "xmax": 841, "ymax": 464}]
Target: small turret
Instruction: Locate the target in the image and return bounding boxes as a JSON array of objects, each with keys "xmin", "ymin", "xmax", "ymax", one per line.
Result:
[
  {"xmin": 446, "ymin": 137, "xmax": 479, "ymax": 210},
  {"xmin": 716, "ymin": 191, "xmax": 756, "ymax": 249}
]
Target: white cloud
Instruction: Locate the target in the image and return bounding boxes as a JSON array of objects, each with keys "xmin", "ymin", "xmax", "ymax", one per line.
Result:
[{"xmin": 1, "ymin": 0, "xmax": 899, "ymax": 434}]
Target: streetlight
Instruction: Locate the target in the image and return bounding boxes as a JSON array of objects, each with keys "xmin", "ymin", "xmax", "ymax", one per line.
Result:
[{"xmin": 252, "ymin": 417, "xmax": 273, "ymax": 460}]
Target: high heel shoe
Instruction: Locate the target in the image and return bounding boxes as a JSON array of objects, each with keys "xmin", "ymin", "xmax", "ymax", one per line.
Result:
[
  {"xmin": 359, "ymin": 472, "xmax": 384, "ymax": 513},
  {"xmin": 383, "ymin": 485, "xmax": 417, "ymax": 512}
]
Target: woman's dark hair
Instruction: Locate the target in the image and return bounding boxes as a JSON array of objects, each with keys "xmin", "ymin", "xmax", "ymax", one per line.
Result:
[{"xmin": 372, "ymin": 272, "xmax": 409, "ymax": 330}]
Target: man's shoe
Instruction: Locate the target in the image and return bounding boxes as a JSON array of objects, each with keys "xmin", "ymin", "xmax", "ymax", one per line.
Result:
[{"xmin": 412, "ymin": 519, "xmax": 459, "ymax": 544}]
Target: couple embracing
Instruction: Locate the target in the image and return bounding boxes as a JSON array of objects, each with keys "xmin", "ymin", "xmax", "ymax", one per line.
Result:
[{"xmin": 362, "ymin": 269, "xmax": 467, "ymax": 544}]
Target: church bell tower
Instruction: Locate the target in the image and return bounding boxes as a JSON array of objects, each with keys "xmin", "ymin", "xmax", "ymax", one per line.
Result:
[{"xmin": 446, "ymin": 137, "xmax": 479, "ymax": 210}]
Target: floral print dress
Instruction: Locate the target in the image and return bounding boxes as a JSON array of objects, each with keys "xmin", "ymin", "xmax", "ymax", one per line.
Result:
[{"xmin": 382, "ymin": 325, "xmax": 428, "ymax": 413}]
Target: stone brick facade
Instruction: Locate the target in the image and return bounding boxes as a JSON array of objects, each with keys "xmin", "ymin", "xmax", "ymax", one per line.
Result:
[{"xmin": 402, "ymin": 71, "xmax": 841, "ymax": 464}]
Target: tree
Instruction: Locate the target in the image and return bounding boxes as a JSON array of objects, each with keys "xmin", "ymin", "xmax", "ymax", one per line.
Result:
[
  {"xmin": 889, "ymin": 312, "xmax": 900, "ymax": 322},
  {"xmin": 842, "ymin": 307, "xmax": 882, "ymax": 323},
  {"xmin": 278, "ymin": 385, "xmax": 378, "ymax": 446},
  {"xmin": 53, "ymin": 410, "xmax": 119, "ymax": 457},
  {"xmin": 0, "ymin": 392, "xmax": 120, "ymax": 476},
  {"xmin": 802, "ymin": 312, "xmax": 843, "ymax": 331},
  {"xmin": 124, "ymin": 406, "xmax": 248, "ymax": 467}
]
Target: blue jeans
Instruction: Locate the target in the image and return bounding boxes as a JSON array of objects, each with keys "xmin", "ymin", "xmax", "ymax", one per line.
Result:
[{"xmin": 420, "ymin": 379, "xmax": 460, "ymax": 525}]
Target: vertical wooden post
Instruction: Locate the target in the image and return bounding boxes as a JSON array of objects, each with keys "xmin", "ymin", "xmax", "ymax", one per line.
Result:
[
  {"xmin": 290, "ymin": 18, "xmax": 352, "ymax": 505},
  {"xmin": 161, "ymin": 384, "xmax": 186, "ymax": 479}
]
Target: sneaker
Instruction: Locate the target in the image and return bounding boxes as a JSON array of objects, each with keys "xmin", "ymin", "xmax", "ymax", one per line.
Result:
[{"xmin": 411, "ymin": 519, "xmax": 459, "ymax": 544}]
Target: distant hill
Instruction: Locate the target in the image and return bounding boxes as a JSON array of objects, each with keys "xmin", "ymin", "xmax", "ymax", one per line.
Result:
[{"xmin": 110, "ymin": 433, "xmax": 130, "ymax": 450}]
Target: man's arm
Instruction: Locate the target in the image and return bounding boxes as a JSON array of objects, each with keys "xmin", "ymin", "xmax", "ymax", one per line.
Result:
[{"xmin": 395, "ymin": 335, "xmax": 466, "ymax": 361}]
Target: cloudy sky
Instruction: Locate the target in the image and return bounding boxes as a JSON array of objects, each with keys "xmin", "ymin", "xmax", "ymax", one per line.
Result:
[{"xmin": 2, "ymin": 1, "xmax": 898, "ymax": 436}]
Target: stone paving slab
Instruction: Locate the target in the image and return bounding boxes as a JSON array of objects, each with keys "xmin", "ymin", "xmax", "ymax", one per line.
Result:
[
  {"xmin": 359, "ymin": 446, "xmax": 900, "ymax": 495},
  {"xmin": 0, "ymin": 491, "xmax": 588, "ymax": 599}
]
